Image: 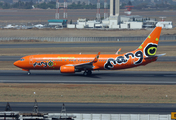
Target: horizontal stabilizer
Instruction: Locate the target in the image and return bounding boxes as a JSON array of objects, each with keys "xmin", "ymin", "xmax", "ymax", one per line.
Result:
[{"xmin": 144, "ymin": 53, "xmax": 166, "ymax": 60}]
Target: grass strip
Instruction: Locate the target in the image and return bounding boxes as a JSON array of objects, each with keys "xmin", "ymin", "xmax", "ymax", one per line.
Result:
[{"xmin": 1, "ymin": 83, "xmax": 176, "ymax": 103}]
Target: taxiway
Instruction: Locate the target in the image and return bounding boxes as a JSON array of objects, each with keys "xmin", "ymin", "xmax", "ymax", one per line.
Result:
[
  {"xmin": 0, "ymin": 41, "xmax": 176, "ymax": 48},
  {"xmin": 0, "ymin": 102, "xmax": 176, "ymax": 114}
]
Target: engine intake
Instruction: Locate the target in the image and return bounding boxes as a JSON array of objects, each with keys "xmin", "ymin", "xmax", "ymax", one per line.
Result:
[{"xmin": 60, "ymin": 66, "xmax": 75, "ymax": 73}]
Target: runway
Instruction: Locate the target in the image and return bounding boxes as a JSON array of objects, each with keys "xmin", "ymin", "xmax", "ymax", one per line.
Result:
[
  {"xmin": 1, "ymin": 41, "xmax": 176, "ymax": 48},
  {"xmin": 0, "ymin": 70, "xmax": 175, "ymax": 84},
  {"xmin": 0, "ymin": 102, "xmax": 176, "ymax": 114}
]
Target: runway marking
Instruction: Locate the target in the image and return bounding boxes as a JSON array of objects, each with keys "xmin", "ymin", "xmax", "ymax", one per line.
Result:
[
  {"xmin": 142, "ymin": 75, "xmax": 154, "ymax": 77},
  {"xmin": 1, "ymin": 80, "xmax": 176, "ymax": 84},
  {"xmin": 164, "ymin": 75, "xmax": 176, "ymax": 77}
]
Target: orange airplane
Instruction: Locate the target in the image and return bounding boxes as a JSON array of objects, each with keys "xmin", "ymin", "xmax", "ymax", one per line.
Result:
[{"xmin": 14, "ymin": 27, "xmax": 165, "ymax": 76}]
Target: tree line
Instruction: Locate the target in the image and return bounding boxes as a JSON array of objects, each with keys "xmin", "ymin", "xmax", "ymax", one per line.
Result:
[
  {"xmin": 0, "ymin": 0, "xmax": 33, "ymax": 9},
  {"xmin": 0, "ymin": 0, "xmax": 176, "ymax": 10}
]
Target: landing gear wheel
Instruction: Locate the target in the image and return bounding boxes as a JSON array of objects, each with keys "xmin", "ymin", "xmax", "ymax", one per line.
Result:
[
  {"xmin": 27, "ymin": 71, "xmax": 31, "ymax": 75},
  {"xmin": 83, "ymin": 70, "xmax": 92, "ymax": 76},
  {"xmin": 83, "ymin": 71, "xmax": 87, "ymax": 76},
  {"xmin": 87, "ymin": 70, "xmax": 92, "ymax": 76}
]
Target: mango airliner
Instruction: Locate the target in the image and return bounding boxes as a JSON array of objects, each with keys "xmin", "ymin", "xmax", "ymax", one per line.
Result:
[{"xmin": 14, "ymin": 27, "xmax": 165, "ymax": 76}]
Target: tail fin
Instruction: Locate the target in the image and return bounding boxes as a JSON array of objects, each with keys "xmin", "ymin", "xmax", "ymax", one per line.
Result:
[{"xmin": 136, "ymin": 27, "xmax": 162, "ymax": 57}]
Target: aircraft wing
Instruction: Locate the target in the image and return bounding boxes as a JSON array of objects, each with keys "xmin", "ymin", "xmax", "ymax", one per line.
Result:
[{"xmin": 69, "ymin": 52, "xmax": 100, "ymax": 70}]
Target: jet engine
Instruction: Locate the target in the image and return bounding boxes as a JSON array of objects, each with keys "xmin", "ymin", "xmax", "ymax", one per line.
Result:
[{"xmin": 60, "ymin": 66, "xmax": 75, "ymax": 73}]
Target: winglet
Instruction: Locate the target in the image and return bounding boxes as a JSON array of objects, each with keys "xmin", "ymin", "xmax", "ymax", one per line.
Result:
[
  {"xmin": 115, "ymin": 48, "xmax": 121, "ymax": 55},
  {"xmin": 92, "ymin": 52, "xmax": 100, "ymax": 63}
]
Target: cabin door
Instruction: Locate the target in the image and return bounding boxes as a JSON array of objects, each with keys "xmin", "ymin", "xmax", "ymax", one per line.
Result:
[{"xmin": 29, "ymin": 56, "xmax": 34, "ymax": 65}]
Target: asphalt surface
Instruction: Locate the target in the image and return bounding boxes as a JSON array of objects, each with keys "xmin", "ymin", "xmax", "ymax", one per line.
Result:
[
  {"xmin": 0, "ymin": 56, "xmax": 176, "ymax": 62},
  {"xmin": 0, "ymin": 41, "xmax": 176, "ymax": 114},
  {"xmin": 0, "ymin": 71, "xmax": 175, "ymax": 84},
  {"xmin": 1, "ymin": 41, "xmax": 176, "ymax": 48},
  {"xmin": 0, "ymin": 102, "xmax": 176, "ymax": 114}
]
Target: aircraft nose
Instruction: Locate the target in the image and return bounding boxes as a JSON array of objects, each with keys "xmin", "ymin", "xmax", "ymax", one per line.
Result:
[{"xmin": 14, "ymin": 61, "xmax": 20, "ymax": 67}]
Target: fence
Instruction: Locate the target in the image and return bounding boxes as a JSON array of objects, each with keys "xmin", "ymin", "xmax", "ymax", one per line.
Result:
[
  {"xmin": 0, "ymin": 35, "xmax": 176, "ymax": 42},
  {"xmin": 48, "ymin": 113, "xmax": 172, "ymax": 120}
]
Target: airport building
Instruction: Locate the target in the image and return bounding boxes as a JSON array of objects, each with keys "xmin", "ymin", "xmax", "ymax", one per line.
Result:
[
  {"xmin": 3, "ymin": 0, "xmax": 173, "ymax": 30},
  {"xmin": 156, "ymin": 21, "xmax": 173, "ymax": 29},
  {"xmin": 66, "ymin": 0, "xmax": 173, "ymax": 29},
  {"xmin": 48, "ymin": 19, "xmax": 67, "ymax": 27}
]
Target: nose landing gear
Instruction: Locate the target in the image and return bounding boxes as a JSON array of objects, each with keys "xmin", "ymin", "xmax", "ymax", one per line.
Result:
[
  {"xmin": 83, "ymin": 70, "xmax": 92, "ymax": 76},
  {"xmin": 27, "ymin": 71, "xmax": 31, "ymax": 75}
]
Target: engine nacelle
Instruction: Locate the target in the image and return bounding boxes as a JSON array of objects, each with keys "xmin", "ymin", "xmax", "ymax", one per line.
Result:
[{"xmin": 60, "ymin": 66, "xmax": 75, "ymax": 73}]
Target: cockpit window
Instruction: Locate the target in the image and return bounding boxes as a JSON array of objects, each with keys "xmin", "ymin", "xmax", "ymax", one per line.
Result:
[{"xmin": 20, "ymin": 58, "xmax": 25, "ymax": 61}]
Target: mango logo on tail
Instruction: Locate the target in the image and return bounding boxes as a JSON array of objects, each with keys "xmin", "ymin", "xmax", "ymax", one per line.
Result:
[{"xmin": 144, "ymin": 43, "xmax": 157, "ymax": 57}]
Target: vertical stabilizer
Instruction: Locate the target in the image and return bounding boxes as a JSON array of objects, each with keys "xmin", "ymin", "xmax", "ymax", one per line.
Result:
[{"xmin": 137, "ymin": 27, "xmax": 162, "ymax": 57}]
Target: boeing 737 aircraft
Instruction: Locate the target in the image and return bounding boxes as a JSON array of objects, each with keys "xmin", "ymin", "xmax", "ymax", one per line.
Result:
[{"xmin": 14, "ymin": 27, "xmax": 165, "ymax": 76}]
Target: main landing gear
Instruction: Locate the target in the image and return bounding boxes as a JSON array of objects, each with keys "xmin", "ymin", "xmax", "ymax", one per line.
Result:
[{"xmin": 83, "ymin": 70, "xmax": 92, "ymax": 76}]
